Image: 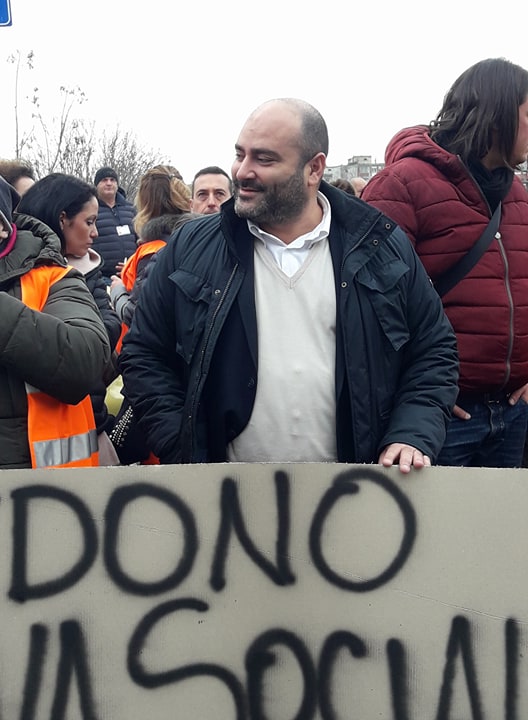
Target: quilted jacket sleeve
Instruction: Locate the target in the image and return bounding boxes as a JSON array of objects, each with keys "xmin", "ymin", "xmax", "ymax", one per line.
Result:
[
  {"xmin": 0, "ymin": 269, "xmax": 111, "ymax": 405},
  {"xmin": 361, "ymin": 170, "xmax": 420, "ymax": 246}
]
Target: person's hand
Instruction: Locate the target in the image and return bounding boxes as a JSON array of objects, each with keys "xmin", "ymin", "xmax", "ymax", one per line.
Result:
[
  {"xmin": 453, "ymin": 384, "xmax": 528, "ymax": 417},
  {"xmin": 508, "ymin": 383, "xmax": 528, "ymax": 405},
  {"xmin": 452, "ymin": 403, "xmax": 471, "ymax": 420},
  {"xmin": 115, "ymin": 261, "xmax": 126, "ymax": 276},
  {"xmin": 378, "ymin": 444, "xmax": 431, "ymax": 474},
  {"xmin": 110, "ymin": 275, "xmax": 124, "ymax": 291}
]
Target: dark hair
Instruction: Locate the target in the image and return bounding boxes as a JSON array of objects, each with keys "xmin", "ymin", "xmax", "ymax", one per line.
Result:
[
  {"xmin": 17, "ymin": 173, "xmax": 96, "ymax": 251},
  {"xmin": 330, "ymin": 178, "xmax": 356, "ymax": 196},
  {"xmin": 430, "ymin": 57, "xmax": 528, "ymax": 165},
  {"xmin": 284, "ymin": 99, "xmax": 329, "ymax": 164},
  {"xmin": 191, "ymin": 166, "xmax": 233, "ymax": 195},
  {"xmin": 254, "ymin": 99, "xmax": 329, "ymax": 167},
  {"xmin": 0, "ymin": 158, "xmax": 35, "ymax": 186}
]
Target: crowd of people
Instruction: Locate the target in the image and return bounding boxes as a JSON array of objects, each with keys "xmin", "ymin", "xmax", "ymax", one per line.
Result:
[{"xmin": 1, "ymin": 56, "xmax": 528, "ymax": 472}]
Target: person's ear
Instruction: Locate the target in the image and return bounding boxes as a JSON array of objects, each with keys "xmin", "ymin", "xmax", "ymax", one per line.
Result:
[{"xmin": 307, "ymin": 152, "xmax": 326, "ymax": 186}]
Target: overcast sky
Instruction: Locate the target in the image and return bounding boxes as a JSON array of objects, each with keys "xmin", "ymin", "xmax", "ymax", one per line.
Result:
[{"xmin": 0, "ymin": 0, "xmax": 527, "ymax": 183}]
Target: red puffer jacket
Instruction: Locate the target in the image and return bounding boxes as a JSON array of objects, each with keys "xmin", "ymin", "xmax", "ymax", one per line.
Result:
[{"xmin": 362, "ymin": 125, "xmax": 528, "ymax": 394}]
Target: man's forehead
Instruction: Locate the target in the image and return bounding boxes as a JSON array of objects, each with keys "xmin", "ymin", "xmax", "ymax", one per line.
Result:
[
  {"xmin": 237, "ymin": 106, "xmax": 301, "ymax": 153},
  {"xmin": 194, "ymin": 174, "xmax": 230, "ymax": 189}
]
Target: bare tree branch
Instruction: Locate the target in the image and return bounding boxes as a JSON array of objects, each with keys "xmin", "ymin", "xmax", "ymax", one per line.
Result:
[{"xmin": 5, "ymin": 50, "xmax": 169, "ymax": 195}]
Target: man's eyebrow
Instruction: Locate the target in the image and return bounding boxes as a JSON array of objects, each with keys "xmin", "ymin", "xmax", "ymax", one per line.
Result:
[
  {"xmin": 241, "ymin": 146, "xmax": 281, "ymax": 160},
  {"xmin": 255, "ymin": 148, "xmax": 281, "ymax": 158}
]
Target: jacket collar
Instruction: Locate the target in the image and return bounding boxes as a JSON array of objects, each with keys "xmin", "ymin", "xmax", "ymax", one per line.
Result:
[{"xmin": 219, "ymin": 180, "xmax": 398, "ymax": 266}]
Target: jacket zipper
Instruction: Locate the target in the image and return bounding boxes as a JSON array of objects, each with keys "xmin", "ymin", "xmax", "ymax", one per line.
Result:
[
  {"xmin": 187, "ymin": 262, "xmax": 239, "ymax": 457},
  {"xmin": 458, "ymin": 157, "xmax": 513, "ymax": 389},
  {"xmin": 339, "ymin": 214, "xmax": 386, "ymax": 460},
  {"xmin": 497, "ymin": 238, "xmax": 513, "ymax": 388}
]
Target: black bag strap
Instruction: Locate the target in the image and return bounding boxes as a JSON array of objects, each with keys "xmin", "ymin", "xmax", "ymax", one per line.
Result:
[{"xmin": 434, "ymin": 203, "xmax": 501, "ymax": 298}]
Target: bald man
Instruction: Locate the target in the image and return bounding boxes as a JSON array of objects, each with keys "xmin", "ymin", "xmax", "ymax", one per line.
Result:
[{"xmin": 120, "ymin": 98, "xmax": 458, "ymax": 472}]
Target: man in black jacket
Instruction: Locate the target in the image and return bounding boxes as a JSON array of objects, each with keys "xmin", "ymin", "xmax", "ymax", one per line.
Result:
[
  {"xmin": 120, "ymin": 98, "xmax": 459, "ymax": 472},
  {"xmin": 92, "ymin": 166, "xmax": 137, "ymax": 282}
]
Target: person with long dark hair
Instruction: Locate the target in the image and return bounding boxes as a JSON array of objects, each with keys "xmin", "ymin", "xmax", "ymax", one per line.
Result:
[{"xmin": 362, "ymin": 57, "xmax": 528, "ymax": 467}]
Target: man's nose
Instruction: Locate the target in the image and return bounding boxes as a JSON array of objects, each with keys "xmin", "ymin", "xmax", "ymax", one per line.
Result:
[{"xmin": 234, "ymin": 157, "xmax": 254, "ymax": 180}]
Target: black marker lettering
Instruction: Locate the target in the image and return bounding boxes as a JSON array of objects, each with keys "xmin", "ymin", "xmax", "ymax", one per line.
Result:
[
  {"xmin": 9, "ymin": 485, "xmax": 97, "ymax": 603},
  {"xmin": 50, "ymin": 621, "xmax": 99, "ymax": 719},
  {"xmin": 505, "ymin": 618, "xmax": 519, "ymax": 720},
  {"xmin": 20, "ymin": 623, "xmax": 48, "ymax": 720},
  {"xmin": 310, "ymin": 468, "xmax": 416, "ymax": 591},
  {"xmin": 436, "ymin": 615, "xmax": 483, "ymax": 720},
  {"xmin": 128, "ymin": 597, "xmax": 246, "ymax": 718},
  {"xmin": 318, "ymin": 630, "xmax": 367, "ymax": 720},
  {"xmin": 104, "ymin": 484, "xmax": 197, "ymax": 596},
  {"xmin": 210, "ymin": 472, "xmax": 295, "ymax": 591},
  {"xmin": 387, "ymin": 638, "xmax": 409, "ymax": 720},
  {"xmin": 246, "ymin": 628, "xmax": 317, "ymax": 720}
]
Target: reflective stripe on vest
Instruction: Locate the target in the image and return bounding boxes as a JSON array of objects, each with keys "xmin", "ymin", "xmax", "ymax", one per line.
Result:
[{"xmin": 20, "ymin": 266, "xmax": 99, "ymax": 469}]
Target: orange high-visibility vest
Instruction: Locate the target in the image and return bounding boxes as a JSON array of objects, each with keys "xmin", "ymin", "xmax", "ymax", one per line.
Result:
[
  {"xmin": 121, "ymin": 240, "xmax": 166, "ymax": 292},
  {"xmin": 20, "ymin": 265, "xmax": 98, "ymax": 469},
  {"xmin": 116, "ymin": 240, "xmax": 166, "ymax": 353}
]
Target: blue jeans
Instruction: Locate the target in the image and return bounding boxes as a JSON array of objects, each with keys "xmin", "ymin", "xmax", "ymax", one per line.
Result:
[{"xmin": 437, "ymin": 397, "xmax": 528, "ymax": 468}]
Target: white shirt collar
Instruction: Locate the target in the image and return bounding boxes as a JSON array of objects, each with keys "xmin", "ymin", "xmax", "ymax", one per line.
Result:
[{"xmin": 247, "ymin": 191, "xmax": 331, "ymax": 248}]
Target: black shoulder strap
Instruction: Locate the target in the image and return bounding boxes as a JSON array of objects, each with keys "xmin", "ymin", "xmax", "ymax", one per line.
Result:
[{"xmin": 434, "ymin": 203, "xmax": 501, "ymax": 298}]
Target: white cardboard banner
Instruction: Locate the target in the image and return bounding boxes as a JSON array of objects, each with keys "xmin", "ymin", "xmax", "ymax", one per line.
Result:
[{"xmin": 0, "ymin": 462, "xmax": 526, "ymax": 719}]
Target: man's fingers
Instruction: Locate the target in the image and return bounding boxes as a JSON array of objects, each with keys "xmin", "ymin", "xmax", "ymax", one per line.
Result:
[{"xmin": 379, "ymin": 444, "xmax": 431, "ymax": 474}]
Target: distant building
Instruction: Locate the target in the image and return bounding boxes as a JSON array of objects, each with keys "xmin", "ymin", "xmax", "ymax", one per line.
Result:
[
  {"xmin": 324, "ymin": 156, "xmax": 385, "ymax": 184},
  {"xmin": 326, "ymin": 157, "xmax": 528, "ymax": 192}
]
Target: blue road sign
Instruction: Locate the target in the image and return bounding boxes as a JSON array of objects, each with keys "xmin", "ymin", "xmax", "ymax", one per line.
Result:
[{"xmin": 0, "ymin": 0, "xmax": 11, "ymax": 26}]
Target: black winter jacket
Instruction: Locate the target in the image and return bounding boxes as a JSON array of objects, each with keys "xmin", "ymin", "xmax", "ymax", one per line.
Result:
[
  {"xmin": 120, "ymin": 182, "xmax": 459, "ymax": 464},
  {"xmin": 93, "ymin": 194, "xmax": 137, "ymax": 279}
]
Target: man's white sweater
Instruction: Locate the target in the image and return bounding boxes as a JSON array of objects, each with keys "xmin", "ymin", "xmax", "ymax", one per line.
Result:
[{"xmin": 228, "ymin": 237, "xmax": 337, "ymax": 462}]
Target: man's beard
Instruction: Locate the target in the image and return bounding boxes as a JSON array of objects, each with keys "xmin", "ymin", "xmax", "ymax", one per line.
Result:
[{"xmin": 234, "ymin": 166, "xmax": 308, "ymax": 226}]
